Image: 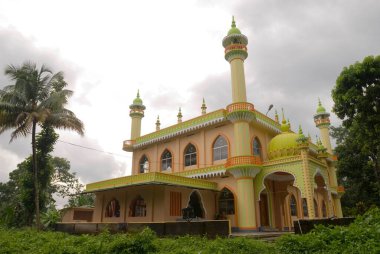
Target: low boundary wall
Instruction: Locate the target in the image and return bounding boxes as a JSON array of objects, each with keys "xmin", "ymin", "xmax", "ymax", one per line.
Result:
[
  {"xmin": 56, "ymin": 220, "xmax": 230, "ymax": 238},
  {"xmin": 294, "ymin": 217, "xmax": 355, "ymax": 234}
]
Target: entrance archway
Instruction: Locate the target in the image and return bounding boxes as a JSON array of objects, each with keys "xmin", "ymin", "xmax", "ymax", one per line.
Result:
[
  {"xmin": 314, "ymin": 173, "xmax": 329, "ymax": 218},
  {"xmin": 259, "ymin": 190, "xmax": 270, "ymax": 227},
  {"xmin": 188, "ymin": 191, "xmax": 205, "ymax": 218},
  {"xmin": 262, "ymin": 172, "xmax": 300, "ymax": 231}
]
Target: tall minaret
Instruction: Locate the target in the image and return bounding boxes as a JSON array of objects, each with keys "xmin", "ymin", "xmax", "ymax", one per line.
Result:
[
  {"xmin": 313, "ymin": 99, "xmax": 332, "ymax": 154},
  {"xmin": 223, "ymin": 16, "xmax": 251, "ymax": 157},
  {"xmin": 223, "ymin": 17, "xmax": 258, "ymax": 231},
  {"xmin": 223, "ymin": 16, "xmax": 249, "ymax": 103},
  {"xmin": 129, "ymin": 90, "xmax": 145, "ymax": 140}
]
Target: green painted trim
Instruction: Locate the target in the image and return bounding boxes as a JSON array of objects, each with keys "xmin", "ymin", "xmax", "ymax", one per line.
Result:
[
  {"xmin": 85, "ymin": 172, "xmax": 218, "ymax": 192},
  {"xmin": 254, "ymin": 110, "xmax": 281, "ymax": 132},
  {"xmin": 255, "ymin": 159, "xmax": 305, "ymax": 200},
  {"xmin": 135, "ymin": 109, "xmax": 226, "ymax": 145},
  {"xmin": 174, "ymin": 164, "xmax": 225, "ymax": 177}
]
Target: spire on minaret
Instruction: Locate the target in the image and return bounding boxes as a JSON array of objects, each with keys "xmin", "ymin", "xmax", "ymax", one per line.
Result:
[
  {"xmin": 275, "ymin": 109, "xmax": 279, "ymax": 123},
  {"xmin": 280, "ymin": 108, "xmax": 290, "ymax": 132},
  {"xmin": 177, "ymin": 107, "xmax": 182, "ymax": 123},
  {"xmin": 155, "ymin": 115, "xmax": 160, "ymax": 131},
  {"xmin": 201, "ymin": 98, "xmax": 207, "ymax": 115},
  {"xmin": 287, "ymin": 118, "xmax": 291, "ymax": 130}
]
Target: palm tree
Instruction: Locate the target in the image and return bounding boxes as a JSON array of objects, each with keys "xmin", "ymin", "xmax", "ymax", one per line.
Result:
[{"xmin": 0, "ymin": 62, "xmax": 84, "ymax": 229}]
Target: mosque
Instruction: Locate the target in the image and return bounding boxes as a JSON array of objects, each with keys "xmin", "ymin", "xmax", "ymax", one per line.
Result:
[{"xmin": 84, "ymin": 18, "xmax": 344, "ymax": 232}]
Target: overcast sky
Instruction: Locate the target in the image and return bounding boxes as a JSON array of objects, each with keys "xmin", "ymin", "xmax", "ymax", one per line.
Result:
[{"xmin": 0, "ymin": 0, "xmax": 379, "ymax": 194}]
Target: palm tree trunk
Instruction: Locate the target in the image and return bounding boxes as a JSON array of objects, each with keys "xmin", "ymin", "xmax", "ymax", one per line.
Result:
[{"xmin": 32, "ymin": 120, "xmax": 41, "ymax": 230}]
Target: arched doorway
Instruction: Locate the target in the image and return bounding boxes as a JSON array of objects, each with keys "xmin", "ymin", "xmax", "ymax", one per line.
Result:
[
  {"xmin": 259, "ymin": 190, "xmax": 270, "ymax": 227},
  {"xmin": 188, "ymin": 191, "xmax": 205, "ymax": 218},
  {"xmin": 262, "ymin": 172, "xmax": 300, "ymax": 231},
  {"xmin": 314, "ymin": 173, "xmax": 329, "ymax": 218}
]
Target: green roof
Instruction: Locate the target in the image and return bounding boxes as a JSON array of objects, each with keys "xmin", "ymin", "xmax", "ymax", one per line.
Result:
[{"xmin": 85, "ymin": 172, "xmax": 218, "ymax": 192}]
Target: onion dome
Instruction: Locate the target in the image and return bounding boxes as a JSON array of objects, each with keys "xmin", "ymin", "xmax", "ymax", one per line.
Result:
[
  {"xmin": 316, "ymin": 98, "xmax": 326, "ymax": 114},
  {"xmin": 268, "ymin": 110, "xmax": 301, "ymax": 160},
  {"xmin": 227, "ymin": 16, "xmax": 241, "ymax": 35},
  {"xmin": 133, "ymin": 90, "xmax": 143, "ymax": 105},
  {"xmin": 129, "ymin": 90, "xmax": 145, "ymax": 117}
]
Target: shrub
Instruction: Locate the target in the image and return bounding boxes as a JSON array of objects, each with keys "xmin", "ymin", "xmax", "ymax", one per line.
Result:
[{"xmin": 276, "ymin": 207, "xmax": 380, "ymax": 254}]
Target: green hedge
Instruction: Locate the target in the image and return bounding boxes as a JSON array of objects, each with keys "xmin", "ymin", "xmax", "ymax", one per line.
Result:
[{"xmin": 1, "ymin": 207, "xmax": 379, "ymax": 254}]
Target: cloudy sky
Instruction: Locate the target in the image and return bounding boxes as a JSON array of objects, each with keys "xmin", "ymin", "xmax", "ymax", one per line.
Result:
[{"xmin": 0, "ymin": 0, "xmax": 379, "ymax": 192}]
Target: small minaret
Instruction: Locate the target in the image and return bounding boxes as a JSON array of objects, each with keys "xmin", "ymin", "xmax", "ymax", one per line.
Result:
[
  {"xmin": 274, "ymin": 109, "xmax": 279, "ymax": 123},
  {"xmin": 201, "ymin": 98, "xmax": 207, "ymax": 115},
  {"xmin": 177, "ymin": 107, "xmax": 182, "ymax": 123},
  {"xmin": 129, "ymin": 90, "xmax": 145, "ymax": 140},
  {"xmin": 314, "ymin": 99, "xmax": 333, "ymax": 154},
  {"xmin": 155, "ymin": 115, "xmax": 160, "ymax": 131}
]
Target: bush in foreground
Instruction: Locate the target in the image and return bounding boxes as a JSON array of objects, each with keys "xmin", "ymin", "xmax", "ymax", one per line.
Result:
[
  {"xmin": 0, "ymin": 207, "xmax": 379, "ymax": 254},
  {"xmin": 276, "ymin": 207, "xmax": 380, "ymax": 254}
]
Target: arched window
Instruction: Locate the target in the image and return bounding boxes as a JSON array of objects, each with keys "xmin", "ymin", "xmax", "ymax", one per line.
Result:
[
  {"xmin": 302, "ymin": 198, "xmax": 308, "ymax": 217},
  {"xmin": 322, "ymin": 201, "xmax": 327, "ymax": 217},
  {"xmin": 139, "ymin": 155, "xmax": 149, "ymax": 173},
  {"xmin": 213, "ymin": 136, "xmax": 228, "ymax": 161},
  {"xmin": 314, "ymin": 199, "xmax": 319, "ymax": 218},
  {"xmin": 161, "ymin": 149, "xmax": 172, "ymax": 171},
  {"xmin": 218, "ymin": 188, "xmax": 235, "ymax": 216},
  {"xmin": 105, "ymin": 199, "xmax": 120, "ymax": 218},
  {"xmin": 184, "ymin": 144, "xmax": 197, "ymax": 167},
  {"xmin": 129, "ymin": 195, "xmax": 146, "ymax": 217},
  {"xmin": 253, "ymin": 137, "xmax": 262, "ymax": 159},
  {"xmin": 290, "ymin": 195, "xmax": 297, "ymax": 216}
]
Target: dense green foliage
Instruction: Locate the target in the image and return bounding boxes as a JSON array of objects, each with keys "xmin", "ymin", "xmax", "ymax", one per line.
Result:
[
  {"xmin": 0, "ymin": 125, "xmax": 91, "ymax": 228},
  {"xmin": 0, "ymin": 208, "xmax": 379, "ymax": 254},
  {"xmin": 331, "ymin": 55, "xmax": 380, "ymax": 215},
  {"xmin": 0, "ymin": 62, "xmax": 84, "ymax": 228},
  {"xmin": 276, "ymin": 207, "xmax": 380, "ymax": 253}
]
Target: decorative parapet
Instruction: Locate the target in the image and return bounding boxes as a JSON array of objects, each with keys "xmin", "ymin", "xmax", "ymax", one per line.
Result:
[
  {"xmin": 134, "ymin": 109, "xmax": 226, "ymax": 148},
  {"xmin": 314, "ymin": 117, "xmax": 330, "ymax": 128},
  {"xmin": 226, "ymin": 102, "xmax": 256, "ymax": 122},
  {"xmin": 254, "ymin": 110, "xmax": 281, "ymax": 133},
  {"xmin": 174, "ymin": 165, "xmax": 226, "ymax": 179},
  {"xmin": 85, "ymin": 172, "xmax": 218, "ymax": 192},
  {"xmin": 225, "ymin": 156, "xmax": 262, "ymax": 178},
  {"xmin": 122, "ymin": 140, "xmax": 135, "ymax": 152}
]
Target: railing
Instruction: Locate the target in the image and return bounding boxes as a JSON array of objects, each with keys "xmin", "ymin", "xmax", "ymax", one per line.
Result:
[
  {"xmin": 225, "ymin": 156, "xmax": 262, "ymax": 168},
  {"xmin": 224, "ymin": 44, "xmax": 247, "ymax": 53},
  {"xmin": 226, "ymin": 102, "xmax": 254, "ymax": 113}
]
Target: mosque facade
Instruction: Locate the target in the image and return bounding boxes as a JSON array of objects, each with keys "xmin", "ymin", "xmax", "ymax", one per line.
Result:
[{"xmin": 85, "ymin": 18, "xmax": 344, "ymax": 232}]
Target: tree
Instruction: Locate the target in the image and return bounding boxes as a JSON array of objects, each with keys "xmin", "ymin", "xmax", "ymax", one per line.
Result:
[
  {"xmin": 0, "ymin": 62, "xmax": 84, "ymax": 229},
  {"xmin": 332, "ymin": 55, "xmax": 380, "ymax": 214}
]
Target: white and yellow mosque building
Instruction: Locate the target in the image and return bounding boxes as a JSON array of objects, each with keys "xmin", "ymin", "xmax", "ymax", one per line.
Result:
[{"xmin": 85, "ymin": 18, "xmax": 344, "ymax": 232}]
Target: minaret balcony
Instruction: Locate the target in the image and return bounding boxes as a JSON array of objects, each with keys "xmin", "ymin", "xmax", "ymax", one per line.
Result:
[
  {"xmin": 226, "ymin": 102, "xmax": 256, "ymax": 122},
  {"xmin": 314, "ymin": 117, "xmax": 330, "ymax": 127},
  {"xmin": 224, "ymin": 44, "xmax": 247, "ymax": 54},
  {"xmin": 225, "ymin": 155, "xmax": 262, "ymax": 168},
  {"xmin": 225, "ymin": 156, "xmax": 262, "ymax": 178},
  {"xmin": 123, "ymin": 140, "xmax": 135, "ymax": 152}
]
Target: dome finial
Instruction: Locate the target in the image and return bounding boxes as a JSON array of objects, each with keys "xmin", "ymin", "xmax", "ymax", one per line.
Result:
[
  {"xmin": 137, "ymin": 89, "xmax": 140, "ymax": 98},
  {"xmin": 201, "ymin": 98, "xmax": 207, "ymax": 115},
  {"xmin": 177, "ymin": 107, "xmax": 183, "ymax": 123},
  {"xmin": 274, "ymin": 109, "xmax": 279, "ymax": 123},
  {"xmin": 298, "ymin": 125, "xmax": 303, "ymax": 135},
  {"xmin": 155, "ymin": 115, "xmax": 161, "ymax": 131},
  {"xmin": 231, "ymin": 16, "xmax": 236, "ymax": 28},
  {"xmin": 280, "ymin": 108, "xmax": 290, "ymax": 132}
]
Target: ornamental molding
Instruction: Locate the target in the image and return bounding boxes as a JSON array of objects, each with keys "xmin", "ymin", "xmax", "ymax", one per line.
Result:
[
  {"xmin": 228, "ymin": 167, "xmax": 261, "ymax": 178},
  {"xmin": 174, "ymin": 165, "xmax": 226, "ymax": 179},
  {"xmin": 134, "ymin": 109, "xmax": 226, "ymax": 148},
  {"xmin": 85, "ymin": 172, "xmax": 218, "ymax": 192}
]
